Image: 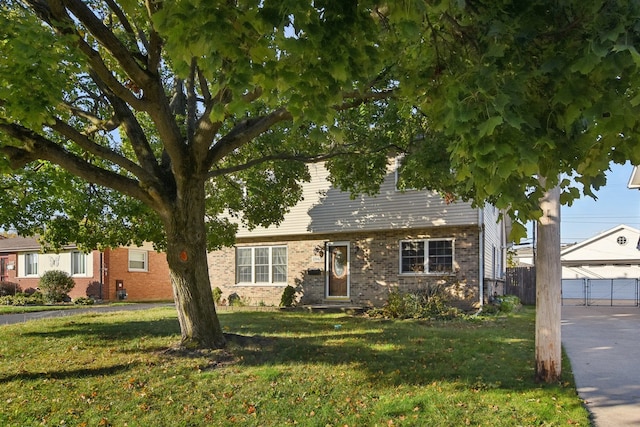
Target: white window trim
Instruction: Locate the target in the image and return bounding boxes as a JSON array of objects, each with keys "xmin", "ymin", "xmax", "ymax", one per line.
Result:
[
  {"xmin": 128, "ymin": 249, "xmax": 148, "ymax": 272},
  {"xmin": 24, "ymin": 252, "xmax": 39, "ymax": 277},
  {"xmin": 71, "ymin": 251, "xmax": 87, "ymax": 276},
  {"xmin": 235, "ymin": 245, "xmax": 287, "ymax": 285},
  {"xmin": 398, "ymin": 238, "xmax": 455, "ymax": 275}
]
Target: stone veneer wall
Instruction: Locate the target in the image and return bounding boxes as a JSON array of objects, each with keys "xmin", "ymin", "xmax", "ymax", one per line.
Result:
[{"xmin": 207, "ymin": 225, "xmax": 481, "ymax": 308}]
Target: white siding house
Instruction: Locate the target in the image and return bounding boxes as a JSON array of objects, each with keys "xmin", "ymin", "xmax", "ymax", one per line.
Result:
[
  {"xmin": 561, "ymin": 224, "xmax": 640, "ymax": 279},
  {"xmin": 209, "ymin": 160, "xmax": 508, "ymax": 308}
]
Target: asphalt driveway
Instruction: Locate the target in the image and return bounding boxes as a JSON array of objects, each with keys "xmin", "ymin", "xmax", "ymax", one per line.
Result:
[
  {"xmin": 562, "ymin": 305, "xmax": 640, "ymax": 426},
  {"xmin": 0, "ymin": 303, "xmax": 173, "ymax": 326}
]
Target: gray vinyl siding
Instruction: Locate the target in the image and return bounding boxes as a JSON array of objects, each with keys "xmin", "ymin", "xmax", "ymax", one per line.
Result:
[
  {"xmin": 482, "ymin": 205, "xmax": 505, "ymax": 280},
  {"xmin": 235, "ymin": 162, "xmax": 480, "ymax": 238}
]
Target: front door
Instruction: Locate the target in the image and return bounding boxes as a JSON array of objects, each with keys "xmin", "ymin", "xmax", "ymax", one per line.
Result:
[
  {"xmin": 327, "ymin": 243, "xmax": 349, "ymax": 299},
  {"xmin": 0, "ymin": 257, "xmax": 7, "ymax": 282}
]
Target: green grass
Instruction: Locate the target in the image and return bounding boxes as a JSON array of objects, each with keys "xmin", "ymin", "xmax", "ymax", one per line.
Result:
[{"xmin": 0, "ymin": 307, "xmax": 590, "ymax": 426}]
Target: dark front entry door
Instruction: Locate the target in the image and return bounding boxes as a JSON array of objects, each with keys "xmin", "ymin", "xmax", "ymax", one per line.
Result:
[
  {"xmin": 327, "ymin": 244, "xmax": 349, "ymax": 298},
  {"xmin": 0, "ymin": 257, "xmax": 7, "ymax": 282}
]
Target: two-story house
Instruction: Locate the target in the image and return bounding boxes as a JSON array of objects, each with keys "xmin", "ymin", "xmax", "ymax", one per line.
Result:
[{"xmin": 207, "ymin": 160, "xmax": 509, "ymax": 308}]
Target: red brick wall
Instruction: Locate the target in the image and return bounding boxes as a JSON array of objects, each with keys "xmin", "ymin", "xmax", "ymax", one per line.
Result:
[{"xmin": 104, "ymin": 247, "xmax": 173, "ymax": 302}]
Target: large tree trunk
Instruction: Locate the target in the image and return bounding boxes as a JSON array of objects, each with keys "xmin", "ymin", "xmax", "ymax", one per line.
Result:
[
  {"xmin": 535, "ymin": 179, "xmax": 562, "ymax": 382},
  {"xmin": 164, "ymin": 178, "xmax": 226, "ymax": 349}
]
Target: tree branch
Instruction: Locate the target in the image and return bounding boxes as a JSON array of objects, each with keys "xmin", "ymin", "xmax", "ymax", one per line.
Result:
[
  {"xmin": 93, "ymin": 73, "xmax": 170, "ymax": 188},
  {"xmin": 206, "ymin": 108, "xmax": 293, "ymax": 166},
  {"xmin": 48, "ymin": 118, "xmax": 154, "ymax": 182},
  {"xmin": 186, "ymin": 58, "xmax": 198, "ymax": 145},
  {"xmin": 103, "ymin": 0, "xmax": 138, "ymax": 42},
  {"xmin": 208, "ymin": 142, "xmax": 402, "ymax": 179},
  {"xmin": 208, "ymin": 152, "xmax": 337, "ymax": 179},
  {"xmin": 334, "ymin": 89, "xmax": 395, "ymax": 111},
  {"xmin": 0, "ymin": 121, "xmax": 158, "ymax": 208},
  {"xmin": 62, "ymin": 0, "xmax": 152, "ymax": 89},
  {"xmin": 59, "ymin": 102, "xmax": 120, "ymax": 134}
]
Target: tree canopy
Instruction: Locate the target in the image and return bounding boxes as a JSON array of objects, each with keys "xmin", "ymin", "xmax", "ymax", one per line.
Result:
[
  {"xmin": 396, "ymin": 1, "xmax": 640, "ymax": 238},
  {"xmin": 1, "ymin": 0, "xmax": 640, "ymax": 353},
  {"xmin": 0, "ymin": 1, "xmax": 406, "ymax": 252}
]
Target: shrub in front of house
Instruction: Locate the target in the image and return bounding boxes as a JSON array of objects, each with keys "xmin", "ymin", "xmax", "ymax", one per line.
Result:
[
  {"xmin": 212, "ymin": 287, "xmax": 222, "ymax": 304},
  {"xmin": 0, "ymin": 281, "xmax": 21, "ymax": 296},
  {"xmin": 368, "ymin": 286, "xmax": 462, "ymax": 320},
  {"xmin": 481, "ymin": 295, "xmax": 522, "ymax": 316},
  {"xmin": 39, "ymin": 270, "xmax": 76, "ymax": 303},
  {"xmin": 73, "ymin": 297, "xmax": 95, "ymax": 305},
  {"xmin": 0, "ymin": 291, "xmax": 44, "ymax": 306},
  {"xmin": 27, "ymin": 291, "xmax": 45, "ymax": 305},
  {"xmin": 496, "ymin": 295, "xmax": 521, "ymax": 313},
  {"xmin": 227, "ymin": 292, "xmax": 245, "ymax": 307},
  {"xmin": 279, "ymin": 285, "xmax": 297, "ymax": 307}
]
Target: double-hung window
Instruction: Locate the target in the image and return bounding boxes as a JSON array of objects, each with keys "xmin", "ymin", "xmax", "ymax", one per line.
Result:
[
  {"xmin": 128, "ymin": 250, "xmax": 148, "ymax": 272},
  {"xmin": 25, "ymin": 253, "xmax": 38, "ymax": 276},
  {"xmin": 71, "ymin": 251, "xmax": 86, "ymax": 275},
  {"xmin": 236, "ymin": 246, "xmax": 287, "ymax": 284},
  {"xmin": 400, "ymin": 239, "xmax": 454, "ymax": 274}
]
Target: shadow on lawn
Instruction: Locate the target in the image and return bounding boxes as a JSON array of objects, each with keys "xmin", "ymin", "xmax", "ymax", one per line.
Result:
[
  {"xmin": 17, "ymin": 311, "xmax": 535, "ymax": 390},
  {"xmin": 0, "ymin": 363, "xmax": 138, "ymax": 384},
  {"xmin": 23, "ymin": 318, "xmax": 181, "ymax": 341}
]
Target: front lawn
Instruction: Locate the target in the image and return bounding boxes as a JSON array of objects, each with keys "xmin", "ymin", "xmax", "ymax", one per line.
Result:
[{"xmin": 0, "ymin": 306, "xmax": 590, "ymax": 426}]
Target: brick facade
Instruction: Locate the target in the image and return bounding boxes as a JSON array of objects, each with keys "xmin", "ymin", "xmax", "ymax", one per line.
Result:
[
  {"xmin": 0, "ymin": 242, "xmax": 174, "ymax": 302},
  {"xmin": 103, "ymin": 247, "xmax": 173, "ymax": 302},
  {"xmin": 207, "ymin": 225, "xmax": 481, "ymax": 308}
]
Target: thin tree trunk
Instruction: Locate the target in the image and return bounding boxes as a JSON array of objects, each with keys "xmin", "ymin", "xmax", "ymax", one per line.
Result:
[
  {"xmin": 164, "ymin": 179, "xmax": 226, "ymax": 349},
  {"xmin": 535, "ymin": 178, "xmax": 562, "ymax": 383}
]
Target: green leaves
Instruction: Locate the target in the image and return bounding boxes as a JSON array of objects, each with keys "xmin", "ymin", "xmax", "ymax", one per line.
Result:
[
  {"xmin": 0, "ymin": 7, "xmax": 84, "ymax": 127},
  {"xmin": 396, "ymin": 0, "xmax": 640, "ymax": 228}
]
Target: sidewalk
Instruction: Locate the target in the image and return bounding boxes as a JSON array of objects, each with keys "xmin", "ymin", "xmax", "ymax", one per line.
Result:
[{"xmin": 562, "ymin": 305, "xmax": 640, "ymax": 426}]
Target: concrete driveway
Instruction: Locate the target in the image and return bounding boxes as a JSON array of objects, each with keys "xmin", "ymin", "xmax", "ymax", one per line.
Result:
[{"xmin": 562, "ymin": 305, "xmax": 640, "ymax": 427}]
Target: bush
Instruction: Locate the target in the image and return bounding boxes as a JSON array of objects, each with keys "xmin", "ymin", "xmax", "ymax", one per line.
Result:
[
  {"xmin": 0, "ymin": 281, "xmax": 21, "ymax": 296},
  {"xmin": 496, "ymin": 295, "xmax": 521, "ymax": 313},
  {"xmin": 27, "ymin": 291, "xmax": 45, "ymax": 305},
  {"xmin": 0, "ymin": 291, "xmax": 45, "ymax": 306},
  {"xmin": 212, "ymin": 287, "xmax": 222, "ymax": 304},
  {"xmin": 73, "ymin": 297, "xmax": 95, "ymax": 305},
  {"xmin": 227, "ymin": 293, "xmax": 244, "ymax": 307},
  {"xmin": 11, "ymin": 294, "xmax": 30, "ymax": 306},
  {"xmin": 39, "ymin": 270, "xmax": 75, "ymax": 303},
  {"xmin": 368, "ymin": 286, "xmax": 461, "ymax": 320},
  {"xmin": 279, "ymin": 285, "xmax": 297, "ymax": 307}
]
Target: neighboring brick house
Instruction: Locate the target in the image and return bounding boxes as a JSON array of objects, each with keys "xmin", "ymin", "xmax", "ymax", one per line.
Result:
[
  {"xmin": 0, "ymin": 237, "xmax": 173, "ymax": 302},
  {"xmin": 207, "ymin": 160, "xmax": 509, "ymax": 308}
]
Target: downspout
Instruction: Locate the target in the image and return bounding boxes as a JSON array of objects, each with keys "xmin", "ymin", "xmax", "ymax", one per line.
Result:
[{"xmin": 99, "ymin": 251, "xmax": 104, "ymax": 301}]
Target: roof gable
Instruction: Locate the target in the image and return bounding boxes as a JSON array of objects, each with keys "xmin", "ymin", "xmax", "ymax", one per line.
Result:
[
  {"xmin": 561, "ymin": 224, "xmax": 640, "ymax": 263},
  {"xmin": 629, "ymin": 166, "xmax": 640, "ymax": 189}
]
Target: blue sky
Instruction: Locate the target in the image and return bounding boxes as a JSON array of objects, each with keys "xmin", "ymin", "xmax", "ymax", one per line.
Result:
[
  {"xmin": 521, "ymin": 162, "xmax": 640, "ymax": 245},
  {"xmin": 560, "ymin": 162, "xmax": 640, "ymax": 244}
]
